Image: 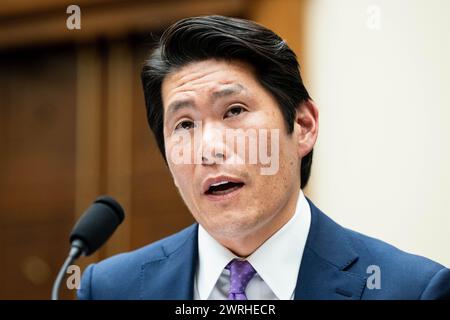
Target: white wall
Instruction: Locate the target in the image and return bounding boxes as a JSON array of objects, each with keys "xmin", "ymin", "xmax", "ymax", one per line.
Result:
[{"xmin": 304, "ymin": 0, "xmax": 450, "ymax": 266}]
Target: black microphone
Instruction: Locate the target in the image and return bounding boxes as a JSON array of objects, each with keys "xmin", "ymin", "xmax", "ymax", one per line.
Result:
[{"xmin": 51, "ymin": 195, "xmax": 125, "ymax": 300}]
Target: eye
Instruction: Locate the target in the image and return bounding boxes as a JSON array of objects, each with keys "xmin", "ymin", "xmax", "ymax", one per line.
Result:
[
  {"xmin": 224, "ymin": 105, "xmax": 247, "ymax": 119},
  {"xmin": 175, "ymin": 120, "xmax": 195, "ymax": 131}
]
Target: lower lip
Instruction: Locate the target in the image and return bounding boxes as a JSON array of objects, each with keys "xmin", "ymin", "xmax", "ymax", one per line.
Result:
[{"xmin": 204, "ymin": 184, "xmax": 245, "ymax": 202}]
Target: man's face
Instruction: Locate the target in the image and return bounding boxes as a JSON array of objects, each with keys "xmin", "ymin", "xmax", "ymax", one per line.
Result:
[{"xmin": 161, "ymin": 59, "xmax": 303, "ymax": 241}]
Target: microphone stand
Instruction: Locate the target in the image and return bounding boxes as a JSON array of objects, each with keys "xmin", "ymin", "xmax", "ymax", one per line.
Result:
[{"xmin": 51, "ymin": 239, "xmax": 85, "ymax": 300}]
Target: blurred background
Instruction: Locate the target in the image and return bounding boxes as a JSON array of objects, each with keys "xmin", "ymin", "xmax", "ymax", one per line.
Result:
[{"xmin": 0, "ymin": 0, "xmax": 449, "ymax": 299}]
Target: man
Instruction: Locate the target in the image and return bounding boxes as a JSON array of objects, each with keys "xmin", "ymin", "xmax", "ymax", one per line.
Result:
[{"xmin": 78, "ymin": 15, "xmax": 450, "ymax": 300}]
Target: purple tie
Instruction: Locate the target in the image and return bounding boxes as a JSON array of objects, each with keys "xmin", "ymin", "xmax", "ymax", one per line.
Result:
[{"xmin": 225, "ymin": 259, "xmax": 257, "ymax": 300}]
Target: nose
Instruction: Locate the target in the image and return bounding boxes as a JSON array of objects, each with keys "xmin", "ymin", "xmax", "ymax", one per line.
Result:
[
  {"xmin": 200, "ymin": 121, "xmax": 227, "ymax": 165},
  {"xmin": 201, "ymin": 152, "xmax": 224, "ymax": 164}
]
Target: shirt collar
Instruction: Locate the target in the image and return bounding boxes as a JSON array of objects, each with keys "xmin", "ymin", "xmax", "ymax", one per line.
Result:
[
  {"xmin": 196, "ymin": 189, "xmax": 311, "ymax": 300},
  {"xmin": 196, "ymin": 225, "xmax": 236, "ymax": 300}
]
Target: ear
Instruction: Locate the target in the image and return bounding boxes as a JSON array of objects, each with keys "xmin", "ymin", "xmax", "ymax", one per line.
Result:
[{"xmin": 294, "ymin": 99, "xmax": 319, "ymax": 158}]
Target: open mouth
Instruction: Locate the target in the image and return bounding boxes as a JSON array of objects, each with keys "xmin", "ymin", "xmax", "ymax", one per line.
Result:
[{"xmin": 205, "ymin": 181, "xmax": 245, "ymax": 196}]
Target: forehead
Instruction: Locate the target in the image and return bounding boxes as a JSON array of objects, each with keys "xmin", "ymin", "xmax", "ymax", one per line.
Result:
[{"xmin": 161, "ymin": 59, "xmax": 257, "ymax": 106}]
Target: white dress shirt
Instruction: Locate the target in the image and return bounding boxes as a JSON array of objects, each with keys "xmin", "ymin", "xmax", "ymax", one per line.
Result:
[{"xmin": 194, "ymin": 189, "xmax": 311, "ymax": 300}]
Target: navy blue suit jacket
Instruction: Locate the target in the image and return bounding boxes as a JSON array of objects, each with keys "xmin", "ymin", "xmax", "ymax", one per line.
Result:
[{"xmin": 77, "ymin": 199, "xmax": 450, "ymax": 299}]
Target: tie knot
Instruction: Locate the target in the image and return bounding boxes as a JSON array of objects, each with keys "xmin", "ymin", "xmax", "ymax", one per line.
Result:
[{"xmin": 226, "ymin": 259, "xmax": 256, "ymax": 296}]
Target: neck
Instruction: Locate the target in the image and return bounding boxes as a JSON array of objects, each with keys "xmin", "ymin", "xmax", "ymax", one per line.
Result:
[{"xmin": 217, "ymin": 188, "xmax": 301, "ymax": 257}]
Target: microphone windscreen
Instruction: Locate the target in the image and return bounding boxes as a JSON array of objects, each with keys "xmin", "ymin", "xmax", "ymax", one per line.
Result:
[{"xmin": 69, "ymin": 195, "xmax": 125, "ymax": 255}]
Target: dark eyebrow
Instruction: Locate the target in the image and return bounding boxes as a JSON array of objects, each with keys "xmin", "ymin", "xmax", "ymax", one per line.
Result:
[
  {"xmin": 166, "ymin": 84, "xmax": 246, "ymax": 118},
  {"xmin": 166, "ymin": 99, "xmax": 195, "ymax": 118},
  {"xmin": 211, "ymin": 84, "xmax": 245, "ymax": 99}
]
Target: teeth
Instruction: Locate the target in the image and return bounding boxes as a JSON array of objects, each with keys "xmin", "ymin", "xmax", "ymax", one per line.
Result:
[{"xmin": 210, "ymin": 181, "xmax": 229, "ymax": 187}]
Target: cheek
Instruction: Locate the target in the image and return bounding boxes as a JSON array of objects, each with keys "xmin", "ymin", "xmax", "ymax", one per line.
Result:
[
  {"xmin": 166, "ymin": 142, "xmax": 195, "ymax": 193},
  {"xmin": 169, "ymin": 163, "xmax": 191, "ymax": 187},
  {"xmin": 280, "ymin": 139, "xmax": 300, "ymax": 178},
  {"xmin": 266, "ymin": 131, "xmax": 299, "ymax": 190},
  {"xmin": 165, "ymin": 133, "xmax": 194, "ymax": 165}
]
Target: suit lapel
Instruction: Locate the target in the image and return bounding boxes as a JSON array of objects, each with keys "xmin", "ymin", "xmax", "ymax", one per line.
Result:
[
  {"xmin": 294, "ymin": 199, "xmax": 367, "ymax": 300},
  {"xmin": 139, "ymin": 199, "xmax": 367, "ymax": 300},
  {"xmin": 140, "ymin": 224, "xmax": 199, "ymax": 299}
]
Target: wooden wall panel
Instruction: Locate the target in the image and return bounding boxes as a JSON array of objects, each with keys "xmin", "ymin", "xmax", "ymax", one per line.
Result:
[
  {"xmin": 0, "ymin": 0, "xmax": 307, "ymax": 299},
  {"xmin": 69, "ymin": 45, "xmax": 105, "ymax": 289},
  {"xmin": 0, "ymin": 0, "xmax": 247, "ymax": 49},
  {"xmin": 129, "ymin": 39, "xmax": 194, "ymax": 249},
  {"xmin": 103, "ymin": 41, "xmax": 133, "ymax": 257},
  {"xmin": 0, "ymin": 45, "xmax": 77, "ymax": 299}
]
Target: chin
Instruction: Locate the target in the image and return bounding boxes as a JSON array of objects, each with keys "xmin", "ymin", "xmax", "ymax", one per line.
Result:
[{"xmin": 213, "ymin": 216, "xmax": 261, "ymax": 237}]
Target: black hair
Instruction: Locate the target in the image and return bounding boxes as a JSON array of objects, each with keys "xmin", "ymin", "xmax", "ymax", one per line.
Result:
[{"xmin": 141, "ymin": 15, "xmax": 313, "ymax": 187}]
